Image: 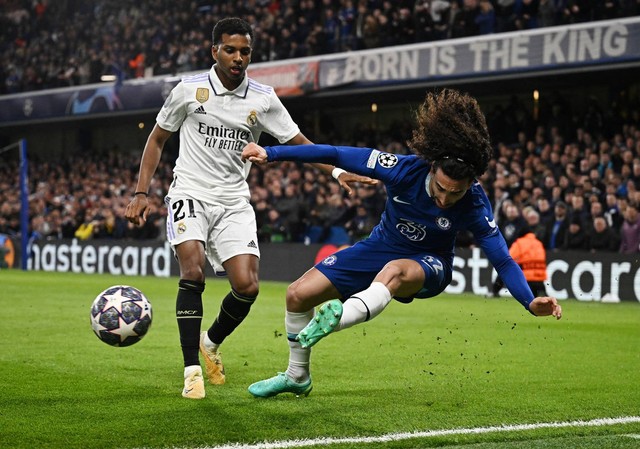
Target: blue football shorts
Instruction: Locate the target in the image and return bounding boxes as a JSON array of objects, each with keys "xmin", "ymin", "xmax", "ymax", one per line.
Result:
[{"xmin": 315, "ymin": 236, "xmax": 452, "ymax": 302}]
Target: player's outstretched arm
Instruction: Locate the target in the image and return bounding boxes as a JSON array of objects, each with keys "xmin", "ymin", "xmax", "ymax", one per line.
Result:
[
  {"xmin": 286, "ymin": 133, "xmax": 377, "ymax": 196},
  {"xmin": 528, "ymin": 297, "xmax": 562, "ymax": 320},
  {"xmin": 125, "ymin": 124, "xmax": 172, "ymax": 226}
]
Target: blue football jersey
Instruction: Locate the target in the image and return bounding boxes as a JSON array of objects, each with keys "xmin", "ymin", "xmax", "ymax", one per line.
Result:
[{"xmin": 266, "ymin": 144, "xmax": 535, "ymax": 309}]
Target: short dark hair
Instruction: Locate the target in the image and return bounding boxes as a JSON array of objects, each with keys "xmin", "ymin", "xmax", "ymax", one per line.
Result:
[
  {"xmin": 212, "ymin": 17, "xmax": 253, "ymax": 46},
  {"xmin": 408, "ymin": 89, "xmax": 492, "ymax": 180}
]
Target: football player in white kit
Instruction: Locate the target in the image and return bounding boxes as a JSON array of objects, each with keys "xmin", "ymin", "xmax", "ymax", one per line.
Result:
[{"xmin": 124, "ymin": 17, "xmax": 374, "ymax": 399}]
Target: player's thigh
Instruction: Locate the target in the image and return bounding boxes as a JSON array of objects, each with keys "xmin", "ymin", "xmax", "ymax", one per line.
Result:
[
  {"xmin": 411, "ymin": 253, "xmax": 451, "ymax": 299},
  {"xmin": 207, "ymin": 203, "xmax": 259, "ymax": 274},
  {"xmin": 175, "ymin": 240, "xmax": 207, "ymax": 279},
  {"xmin": 374, "ymin": 258, "xmax": 426, "ymax": 298},
  {"xmin": 166, "ymin": 196, "xmax": 208, "ymax": 279}
]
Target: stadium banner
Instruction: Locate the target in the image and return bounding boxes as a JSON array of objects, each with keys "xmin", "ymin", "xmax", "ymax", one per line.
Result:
[
  {"xmin": 1, "ymin": 17, "xmax": 639, "ymax": 126},
  {"xmin": 0, "ymin": 62, "xmax": 319, "ymax": 126},
  {"xmin": 21, "ymin": 239, "xmax": 640, "ymax": 303},
  {"xmin": 249, "ymin": 61, "xmax": 319, "ymax": 97},
  {"xmin": 23, "ymin": 238, "xmax": 323, "ymax": 282},
  {"xmin": 318, "ymin": 17, "xmax": 640, "ymax": 89}
]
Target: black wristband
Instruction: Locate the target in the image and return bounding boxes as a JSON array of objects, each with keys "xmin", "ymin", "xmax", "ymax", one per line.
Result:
[{"xmin": 134, "ymin": 191, "xmax": 148, "ymax": 197}]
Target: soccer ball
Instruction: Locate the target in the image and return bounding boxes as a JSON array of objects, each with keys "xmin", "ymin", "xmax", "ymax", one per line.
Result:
[{"xmin": 90, "ymin": 285, "xmax": 153, "ymax": 347}]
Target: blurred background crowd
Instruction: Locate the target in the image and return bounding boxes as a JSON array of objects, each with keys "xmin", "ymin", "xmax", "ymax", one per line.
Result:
[
  {"xmin": 2, "ymin": 0, "xmax": 640, "ymax": 94},
  {"xmin": 1, "ymin": 0, "xmax": 640, "ymax": 254},
  {"xmin": 1, "ymin": 87, "xmax": 640, "ymax": 253}
]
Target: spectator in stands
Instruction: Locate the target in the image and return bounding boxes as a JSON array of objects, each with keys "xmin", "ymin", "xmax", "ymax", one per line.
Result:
[
  {"xmin": 74, "ymin": 210, "xmax": 99, "ymax": 240},
  {"xmin": 588, "ymin": 216, "xmax": 620, "ymax": 252},
  {"xmin": 475, "ymin": 0, "xmax": 496, "ymax": 34},
  {"xmin": 259, "ymin": 209, "xmax": 289, "ymax": 242},
  {"xmin": 515, "ymin": 0, "xmax": 540, "ymax": 30},
  {"xmin": 502, "ymin": 203, "xmax": 527, "ymax": 244},
  {"xmin": 414, "ymin": 0, "xmax": 436, "ymax": 42},
  {"xmin": 562, "ymin": 215, "xmax": 589, "ymax": 251},
  {"xmin": 494, "ymin": 0, "xmax": 517, "ymax": 32},
  {"xmin": 544, "ymin": 200, "xmax": 570, "ymax": 250},
  {"xmin": 537, "ymin": 0, "xmax": 558, "ymax": 27},
  {"xmin": 345, "ymin": 204, "xmax": 378, "ymax": 242},
  {"xmin": 524, "ymin": 208, "xmax": 547, "ymax": 241},
  {"xmin": 619, "ymin": 203, "xmax": 640, "ymax": 253},
  {"xmin": 569, "ymin": 193, "xmax": 589, "ymax": 225},
  {"xmin": 604, "ymin": 192, "xmax": 624, "ymax": 229},
  {"xmin": 273, "ymin": 183, "xmax": 307, "ymax": 242},
  {"xmin": 536, "ymin": 197, "xmax": 554, "ymax": 223},
  {"xmin": 3, "ymin": 0, "xmax": 639, "ymax": 94}
]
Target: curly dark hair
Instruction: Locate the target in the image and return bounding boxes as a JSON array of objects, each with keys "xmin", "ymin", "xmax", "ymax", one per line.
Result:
[
  {"xmin": 212, "ymin": 17, "xmax": 254, "ymax": 46},
  {"xmin": 407, "ymin": 88, "xmax": 492, "ymax": 180}
]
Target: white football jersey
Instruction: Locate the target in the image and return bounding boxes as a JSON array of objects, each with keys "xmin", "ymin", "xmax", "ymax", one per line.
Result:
[{"xmin": 157, "ymin": 65, "xmax": 300, "ymax": 207}]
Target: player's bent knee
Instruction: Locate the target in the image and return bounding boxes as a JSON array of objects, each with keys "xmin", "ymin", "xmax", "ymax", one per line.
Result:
[
  {"xmin": 285, "ymin": 284, "xmax": 309, "ymax": 311},
  {"xmin": 179, "ymin": 266, "xmax": 205, "ymax": 283},
  {"xmin": 229, "ymin": 271, "xmax": 259, "ymax": 298},
  {"xmin": 234, "ymin": 282, "xmax": 259, "ymax": 299}
]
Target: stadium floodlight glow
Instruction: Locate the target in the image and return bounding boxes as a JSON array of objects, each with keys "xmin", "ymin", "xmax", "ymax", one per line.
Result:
[
  {"xmin": 101, "ymin": 75, "xmax": 117, "ymax": 82},
  {"xmin": 533, "ymin": 90, "xmax": 540, "ymax": 101},
  {"xmin": 371, "ymin": 103, "xmax": 378, "ymax": 113}
]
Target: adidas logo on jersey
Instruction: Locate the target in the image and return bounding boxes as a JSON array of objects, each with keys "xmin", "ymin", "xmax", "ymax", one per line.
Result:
[
  {"xmin": 247, "ymin": 240, "xmax": 257, "ymax": 248},
  {"xmin": 194, "ymin": 106, "xmax": 206, "ymax": 114}
]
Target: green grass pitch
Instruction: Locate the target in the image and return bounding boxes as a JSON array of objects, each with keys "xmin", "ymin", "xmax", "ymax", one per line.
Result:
[{"xmin": 1, "ymin": 270, "xmax": 639, "ymax": 449}]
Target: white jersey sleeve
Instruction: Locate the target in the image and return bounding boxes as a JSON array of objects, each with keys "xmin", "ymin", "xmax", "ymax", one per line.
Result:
[
  {"xmin": 255, "ymin": 84, "xmax": 300, "ymax": 144},
  {"xmin": 156, "ymin": 83, "xmax": 187, "ymax": 133}
]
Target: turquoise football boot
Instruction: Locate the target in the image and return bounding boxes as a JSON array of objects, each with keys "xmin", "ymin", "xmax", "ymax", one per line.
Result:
[
  {"xmin": 297, "ymin": 299, "xmax": 343, "ymax": 349},
  {"xmin": 248, "ymin": 372, "xmax": 312, "ymax": 398}
]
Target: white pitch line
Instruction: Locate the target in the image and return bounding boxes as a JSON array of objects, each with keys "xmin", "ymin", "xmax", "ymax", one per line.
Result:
[{"xmin": 175, "ymin": 416, "xmax": 640, "ymax": 449}]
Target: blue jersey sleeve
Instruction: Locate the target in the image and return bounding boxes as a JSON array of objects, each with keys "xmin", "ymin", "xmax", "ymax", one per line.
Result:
[
  {"xmin": 266, "ymin": 144, "xmax": 385, "ymax": 179},
  {"xmin": 482, "ymin": 235, "xmax": 535, "ymax": 311},
  {"xmin": 466, "ymin": 187, "xmax": 535, "ymax": 311}
]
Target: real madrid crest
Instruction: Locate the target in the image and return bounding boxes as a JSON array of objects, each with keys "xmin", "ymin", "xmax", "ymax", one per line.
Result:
[
  {"xmin": 177, "ymin": 222, "xmax": 187, "ymax": 234},
  {"xmin": 196, "ymin": 88, "xmax": 209, "ymax": 103},
  {"xmin": 247, "ymin": 110, "xmax": 258, "ymax": 126}
]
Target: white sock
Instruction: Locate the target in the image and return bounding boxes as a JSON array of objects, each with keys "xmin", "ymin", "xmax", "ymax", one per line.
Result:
[
  {"xmin": 203, "ymin": 331, "xmax": 220, "ymax": 353},
  {"xmin": 284, "ymin": 309, "xmax": 314, "ymax": 383},
  {"xmin": 184, "ymin": 365, "xmax": 202, "ymax": 378},
  {"xmin": 338, "ymin": 282, "xmax": 392, "ymax": 331}
]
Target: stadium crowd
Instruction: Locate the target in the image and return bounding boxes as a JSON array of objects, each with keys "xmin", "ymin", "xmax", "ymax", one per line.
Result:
[
  {"xmin": 2, "ymin": 0, "xmax": 640, "ymax": 94},
  {"xmin": 1, "ymin": 87, "xmax": 640, "ymax": 254}
]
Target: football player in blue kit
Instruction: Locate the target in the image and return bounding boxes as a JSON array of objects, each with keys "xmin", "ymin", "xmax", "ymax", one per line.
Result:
[{"xmin": 241, "ymin": 89, "xmax": 562, "ymax": 398}]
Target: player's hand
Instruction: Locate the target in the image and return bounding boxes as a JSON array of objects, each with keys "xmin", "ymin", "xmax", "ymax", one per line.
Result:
[
  {"xmin": 529, "ymin": 296, "xmax": 562, "ymax": 320},
  {"xmin": 242, "ymin": 142, "xmax": 268, "ymax": 164},
  {"xmin": 336, "ymin": 172, "xmax": 378, "ymax": 197},
  {"xmin": 124, "ymin": 195, "xmax": 150, "ymax": 226}
]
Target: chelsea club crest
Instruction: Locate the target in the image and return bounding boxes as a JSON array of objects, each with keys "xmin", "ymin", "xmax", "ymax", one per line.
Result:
[{"xmin": 436, "ymin": 216, "xmax": 451, "ymax": 230}]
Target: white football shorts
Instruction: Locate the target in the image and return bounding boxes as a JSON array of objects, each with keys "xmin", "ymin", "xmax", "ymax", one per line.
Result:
[{"xmin": 165, "ymin": 195, "xmax": 260, "ymax": 274}]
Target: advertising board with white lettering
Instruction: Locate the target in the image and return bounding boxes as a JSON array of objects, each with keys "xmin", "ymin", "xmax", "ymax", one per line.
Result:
[{"xmin": 24, "ymin": 239, "xmax": 640, "ymax": 303}]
